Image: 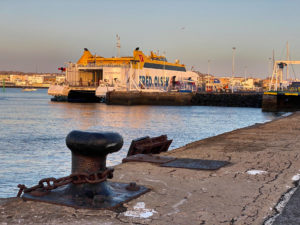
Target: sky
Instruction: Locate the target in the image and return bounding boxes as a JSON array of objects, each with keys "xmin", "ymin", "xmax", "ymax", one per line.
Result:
[{"xmin": 1, "ymin": 0, "xmax": 300, "ymax": 78}]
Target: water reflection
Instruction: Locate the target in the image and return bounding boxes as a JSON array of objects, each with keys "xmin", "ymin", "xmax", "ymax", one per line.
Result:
[{"xmin": 0, "ymin": 88, "xmax": 282, "ymax": 197}]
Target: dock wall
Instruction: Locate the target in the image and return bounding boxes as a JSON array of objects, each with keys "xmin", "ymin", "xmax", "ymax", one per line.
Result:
[
  {"xmin": 262, "ymin": 93, "xmax": 300, "ymax": 112},
  {"xmin": 106, "ymin": 91, "xmax": 263, "ymax": 107},
  {"xmin": 191, "ymin": 92, "xmax": 262, "ymax": 108},
  {"xmin": 106, "ymin": 91, "xmax": 194, "ymax": 106}
]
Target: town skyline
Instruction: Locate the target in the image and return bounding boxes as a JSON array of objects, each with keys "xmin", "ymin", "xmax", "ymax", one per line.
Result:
[{"xmin": 1, "ymin": 0, "xmax": 300, "ymax": 78}]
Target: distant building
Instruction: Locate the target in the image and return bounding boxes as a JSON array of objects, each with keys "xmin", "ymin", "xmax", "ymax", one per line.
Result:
[
  {"xmin": 242, "ymin": 78, "xmax": 255, "ymax": 90},
  {"xmin": 44, "ymin": 75, "xmax": 56, "ymax": 84},
  {"xmin": 55, "ymin": 75, "xmax": 66, "ymax": 84},
  {"xmin": 0, "ymin": 75, "xmax": 10, "ymax": 81},
  {"xmin": 28, "ymin": 75, "xmax": 44, "ymax": 84},
  {"xmin": 218, "ymin": 77, "xmax": 230, "ymax": 90},
  {"xmin": 3, "ymin": 73, "xmax": 63, "ymax": 87}
]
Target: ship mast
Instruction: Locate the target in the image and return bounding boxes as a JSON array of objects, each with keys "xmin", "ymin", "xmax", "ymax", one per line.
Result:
[
  {"xmin": 116, "ymin": 34, "xmax": 121, "ymax": 57},
  {"xmin": 163, "ymin": 51, "xmax": 166, "ymax": 88}
]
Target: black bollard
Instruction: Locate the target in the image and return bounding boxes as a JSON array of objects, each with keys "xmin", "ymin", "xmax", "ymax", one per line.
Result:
[
  {"xmin": 66, "ymin": 130, "xmax": 123, "ymax": 174},
  {"xmin": 21, "ymin": 130, "xmax": 149, "ymax": 209}
]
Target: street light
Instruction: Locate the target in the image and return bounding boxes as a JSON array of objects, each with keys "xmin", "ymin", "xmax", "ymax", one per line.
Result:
[
  {"xmin": 208, "ymin": 59, "xmax": 210, "ymax": 76},
  {"xmin": 207, "ymin": 60, "xmax": 210, "ymax": 92},
  {"xmin": 244, "ymin": 66, "xmax": 247, "ymax": 81},
  {"xmin": 232, "ymin": 47, "xmax": 236, "ymax": 92},
  {"xmin": 268, "ymin": 57, "xmax": 272, "ymax": 78}
]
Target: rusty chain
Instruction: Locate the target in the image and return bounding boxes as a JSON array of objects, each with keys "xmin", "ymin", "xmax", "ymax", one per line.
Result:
[{"xmin": 17, "ymin": 167, "xmax": 114, "ymax": 197}]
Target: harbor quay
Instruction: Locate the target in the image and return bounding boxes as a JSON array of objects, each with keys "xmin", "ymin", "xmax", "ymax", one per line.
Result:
[
  {"xmin": 51, "ymin": 89, "xmax": 263, "ymax": 107},
  {"xmin": 263, "ymin": 91, "xmax": 300, "ymax": 112},
  {"xmin": 106, "ymin": 91, "xmax": 263, "ymax": 107},
  {"xmin": 1, "ymin": 113, "xmax": 300, "ymax": 224}
]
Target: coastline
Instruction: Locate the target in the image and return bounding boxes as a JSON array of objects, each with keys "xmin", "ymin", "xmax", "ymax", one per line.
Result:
[
  {"xmin": 2, "ymin": 86, "xmax": 48, "ymax": 89},
  {"xmin": 1, "ymin": 112, "xmax": 300, "ymax": 224}
]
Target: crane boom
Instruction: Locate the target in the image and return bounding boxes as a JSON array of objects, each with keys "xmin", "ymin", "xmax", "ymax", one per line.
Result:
[{"xmin": 274, "ymin": 60, "xmax": 300, "ymax": 65}]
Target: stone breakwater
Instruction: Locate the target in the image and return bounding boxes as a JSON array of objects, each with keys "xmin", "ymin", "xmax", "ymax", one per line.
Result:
[
  {"xmin": 106, "ymin": 91, "xmax": 263, "ymax": 107},
  {"xmin": 1, "ymin": 112, "xmax": 300, "ymax": 224}
]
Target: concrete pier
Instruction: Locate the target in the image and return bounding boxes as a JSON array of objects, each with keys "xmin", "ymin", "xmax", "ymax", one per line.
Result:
[
  {"xmin": 262, "ymin": 91, "xmax": 300, "ymax": 112},
  {"xmin": 106, "ymin": 91, "xmax": 262, "ymax": 107},
  {"xmin": 106, "ymin": 91, "xmax": 194, "ymax": 105},
  {"xmin": 192, "ymin": 92, "xmax": 262, "ymax": 108},
  {"xmin": 2, "ymin": 113, "xmax": 300, "ymax": 224},
  {"xmin": 48, "ymin": 84, "xmax": 263, "ymax": 106}
]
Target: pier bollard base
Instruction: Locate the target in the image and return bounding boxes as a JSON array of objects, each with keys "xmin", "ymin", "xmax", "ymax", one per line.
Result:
[{"xmin": 22, "ymin": 181, "xmax": 149, "ymax": 210}]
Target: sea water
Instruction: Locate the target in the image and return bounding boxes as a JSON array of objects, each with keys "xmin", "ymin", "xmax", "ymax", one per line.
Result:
[{"xmin": 0, "ymin": 88, "xmax": 281, "ymax": 197}]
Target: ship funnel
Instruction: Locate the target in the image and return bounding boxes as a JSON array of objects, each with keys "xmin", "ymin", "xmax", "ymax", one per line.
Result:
[{"xmin": 77, "ymin": 48, "xmax": 93, "ymax": 65}]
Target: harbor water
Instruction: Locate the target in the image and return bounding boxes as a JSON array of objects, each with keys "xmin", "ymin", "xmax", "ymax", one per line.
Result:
[{"xmin": 0, "ymin": 88, "xmax": 282, "ymax": 197}]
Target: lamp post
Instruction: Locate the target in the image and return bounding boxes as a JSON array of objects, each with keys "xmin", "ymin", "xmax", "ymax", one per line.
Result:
[
  {"xmin": 208, "ymin": 59, "xmax": 210, "ymax": 76},
  {"xmin": 244, "ymin": 66, "xmax": 247, "ymax": 81},
  {"xmin": 268, "ymin": 57, "xmax": 272, "ymax": 79},
  {"xmin": 232, "ymin": 47, "xmax": 236, "ymax": 93},
  {"xmin": 207, "ymin": 60, "xmax": 211, "ymax": 92}
]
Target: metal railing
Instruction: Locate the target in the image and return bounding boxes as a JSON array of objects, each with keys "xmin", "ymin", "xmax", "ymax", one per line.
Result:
[
  {"xmin": 76, "ymin": 63, "xmax": 130, "ymax": 68},
  {"xmin": 67, "ymin": 81, "xmax": 99, "ymax": 87}
]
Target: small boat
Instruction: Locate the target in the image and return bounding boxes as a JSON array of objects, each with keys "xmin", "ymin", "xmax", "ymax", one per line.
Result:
[{"xmin": 22, "ymin": 88, "xmax": 37, "ymax": 92}]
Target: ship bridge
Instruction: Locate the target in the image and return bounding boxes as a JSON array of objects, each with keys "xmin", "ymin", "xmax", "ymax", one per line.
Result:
[{"xmin": 66, "ymin": 48, "xmax": 132, "ymax": 89}]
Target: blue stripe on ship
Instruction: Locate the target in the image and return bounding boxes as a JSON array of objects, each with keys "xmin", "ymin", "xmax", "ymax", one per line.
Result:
[{"xmin": 143, "ymin": 63, "xmax": 186, "ymax": 71}]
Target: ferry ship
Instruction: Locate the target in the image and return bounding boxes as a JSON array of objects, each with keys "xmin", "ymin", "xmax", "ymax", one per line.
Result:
[{"xmin": 48, "ymin": 48, "xmax": 199, "ymax": 101}]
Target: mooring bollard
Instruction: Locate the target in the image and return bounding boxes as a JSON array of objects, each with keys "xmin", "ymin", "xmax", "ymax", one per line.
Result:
[
  {"xmin": 66, "ymin": 130, "xmax": 123, "ymax": 174},
  {"xmin": 17, "ymin": 130, "xmax": 149, "ymax": 209}
]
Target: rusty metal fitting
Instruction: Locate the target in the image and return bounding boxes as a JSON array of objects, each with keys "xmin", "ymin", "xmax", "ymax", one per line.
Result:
[
  {"xmin": 126, "ymin": 182, "xmax": 140, "ymax": 191},
  {"xmin": 20, "ymin": 130, "xmax": 149, "ymax": 209}
]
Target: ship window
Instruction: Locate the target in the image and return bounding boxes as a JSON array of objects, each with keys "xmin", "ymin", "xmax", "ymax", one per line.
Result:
[{"xmin": 153, "ymin": 57, "xmax": 168, "ymax": 62}]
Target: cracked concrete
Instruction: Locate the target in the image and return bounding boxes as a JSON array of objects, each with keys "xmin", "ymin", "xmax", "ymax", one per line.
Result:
[{"xmin": 2, "ymin": 112, "xmax": 300, "ymax": 224}]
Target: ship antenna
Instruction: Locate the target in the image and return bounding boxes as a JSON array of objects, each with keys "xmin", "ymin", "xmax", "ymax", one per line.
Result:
[{"xmin": 116, "ymin": 34, "xmax": 121, "ymax": 57}]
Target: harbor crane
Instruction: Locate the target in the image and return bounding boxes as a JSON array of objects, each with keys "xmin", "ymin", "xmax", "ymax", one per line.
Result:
[{"xmin": 269, "ymin": 60, "xmax": 300, "ymax": 91}]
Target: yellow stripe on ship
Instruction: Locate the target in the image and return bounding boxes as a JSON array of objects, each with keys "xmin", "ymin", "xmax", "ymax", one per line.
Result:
[
  {"xmin": 285, "ymin": 93, "xmax": 299, "ymax": 96},
  {"xmin": 264, "ymin": 92, "xmax": 277, "ymax": 95}
]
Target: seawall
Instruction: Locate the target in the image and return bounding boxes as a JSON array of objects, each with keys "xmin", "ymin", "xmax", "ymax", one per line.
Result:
[
  {"xmin": 1, "ymin": 113, "xmax": 300, "ymax": 224},
  {"xmin": 106, "ymin": 91, "xmax": 263, "ymax": 107},
  {"xmin": 106, "ymin": 91, "xmax": 194, "ymax": 105},
  {"xmin": 262, "ymin": 92, "xmax": 300, "ymax": 112},
  {"xmin": 192, "ymin": 92, "xmax": 262, "ymax": 108}
]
